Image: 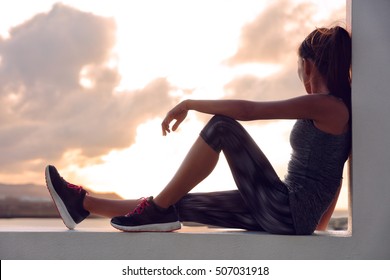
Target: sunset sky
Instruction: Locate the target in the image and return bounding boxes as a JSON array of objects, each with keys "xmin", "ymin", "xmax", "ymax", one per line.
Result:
[{"xmin": 0, "ymin": 0, "xmax": 348, "ymax": 208}]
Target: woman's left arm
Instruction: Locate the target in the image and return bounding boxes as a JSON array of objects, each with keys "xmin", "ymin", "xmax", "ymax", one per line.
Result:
[{"xmin": 316, "ymin": 184, "xmax": 342, "ymax": 231}]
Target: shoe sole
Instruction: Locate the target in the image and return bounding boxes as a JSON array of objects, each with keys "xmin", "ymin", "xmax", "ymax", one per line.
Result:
[
  {"xmin": 45, "ymin": 166, "xmax": 76, "ymax": 230},
  {"xmin": 110, "ymin": 221, "xmax": 181, "ymax": 232}
]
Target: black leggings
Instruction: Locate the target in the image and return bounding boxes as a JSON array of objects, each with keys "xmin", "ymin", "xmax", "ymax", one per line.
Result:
[{"xmin": 175, "ymin": 115, "xmax": 296, "ymax": 234}]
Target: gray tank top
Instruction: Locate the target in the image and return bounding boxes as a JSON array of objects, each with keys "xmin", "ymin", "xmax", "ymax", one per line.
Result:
[{"xmin": 284, "ymin": 119, "xmax": 351, "ymax": 234}]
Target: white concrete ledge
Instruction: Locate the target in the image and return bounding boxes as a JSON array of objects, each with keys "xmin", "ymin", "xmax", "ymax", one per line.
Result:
[{"xmin": 0, "ymin": 218, "xmax": 360, "ymax": 260}]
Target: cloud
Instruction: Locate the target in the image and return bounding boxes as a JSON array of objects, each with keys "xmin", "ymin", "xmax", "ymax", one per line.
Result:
[
  {"xmin": 0, "ymin": 3, "xmax": 115, "ymax": 89},
  {"xmin": 227, "ymin": 0, "xmax": 345, "ymax": 65},
  {"xmin": 0, "ymin": 4, "xmax": 176, "ymax": 176},
  {"xmin": 224, "ymin": 64, "xmax": 303, "ymax": 102},
  {"xmin": 224, "ymin": 0, "xmax": 346, "ymax": 101}
]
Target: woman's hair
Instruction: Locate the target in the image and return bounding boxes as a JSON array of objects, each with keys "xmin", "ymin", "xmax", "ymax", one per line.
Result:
[{"xmin": 298, "ymin": 26, "xmax": 352, "ymax": 113}]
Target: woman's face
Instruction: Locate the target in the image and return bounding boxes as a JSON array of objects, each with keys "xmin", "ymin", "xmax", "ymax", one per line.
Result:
[
  {"xmin": 297, "ymin": 57, "xmax": 312, "ymax": 94},
  {"xmin": 297, "ymin": 57, "xmax": 304, "ymax": 82}
]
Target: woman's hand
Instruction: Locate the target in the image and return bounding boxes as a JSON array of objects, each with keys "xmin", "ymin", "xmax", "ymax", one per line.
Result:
[{"xmin": 161, "ymin": 100, "xmax": 189, "ymax": 136}]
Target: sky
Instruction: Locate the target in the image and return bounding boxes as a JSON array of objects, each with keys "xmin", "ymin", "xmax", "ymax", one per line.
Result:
[{"xmin": 0, "ymin": 1, "xmax": 348, "ymax": 208}]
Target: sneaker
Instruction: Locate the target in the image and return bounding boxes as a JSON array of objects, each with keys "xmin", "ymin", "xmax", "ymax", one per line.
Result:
[
  {"xmin": 110, "ymin": 197, "xmax": 181, "ymax": 232},
  {"xmin": 45, "ymin": 165, "xmax": 90, "ymax": 229}
]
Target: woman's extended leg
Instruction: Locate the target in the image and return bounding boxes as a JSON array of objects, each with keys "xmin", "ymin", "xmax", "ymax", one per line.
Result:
[
  {"xmin": 176, "ymin": 190, "xmax": 263, "ymax": 231},
  {"xmin": 83, "ymin": 196, "xmax": 140, "ymax": 218},
  {"xmin": 45, "ymin": 165, "xmax": 141, "ymax": 229},
  {"xmin": 45, "ymin": 135, "xmax": 220, "ymax": 231}
]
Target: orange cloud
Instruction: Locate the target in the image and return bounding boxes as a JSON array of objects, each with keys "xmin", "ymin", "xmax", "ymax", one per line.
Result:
[
  {"xmin": 0, "ymin": 4, "xmax": 177, "ymax": 176},
  {"xmin": 227, "ymin": 0, "xmax": 344, "ymax": 65}
]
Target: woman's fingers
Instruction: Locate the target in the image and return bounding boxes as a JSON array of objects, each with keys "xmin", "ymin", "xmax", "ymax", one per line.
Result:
[
  {"xmin": 161, "ymin": 102, "xmax": 188, "ymax": 136},
  {"xmin": 172, "ymin": 119, "xmax": 182, "ymax": 132},
  {"xmin": 161, "ymin": 118, "xmax": 171, "ymax": 136}
]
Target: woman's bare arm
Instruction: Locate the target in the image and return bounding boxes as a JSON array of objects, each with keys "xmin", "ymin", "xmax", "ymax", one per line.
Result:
[
  {"xmin": 316, "ymin": 184, "xmax": 342, "ymax": 231},
  {"xmin": 185, "ymin": 96, "xmax": 331, "ymax": 121},
  {"xmin": 162, "ymin": 95, "xmax": 348, "ymax": 135}
]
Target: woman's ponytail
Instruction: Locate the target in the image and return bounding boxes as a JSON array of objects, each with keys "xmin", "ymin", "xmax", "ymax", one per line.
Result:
[
  {"xmin": 298, "ymin": 26, "xmax": 352, "ymax": 113},
  {"xmin": 327, "ymin": 26, "xmax": 352, "ymax": 112}
]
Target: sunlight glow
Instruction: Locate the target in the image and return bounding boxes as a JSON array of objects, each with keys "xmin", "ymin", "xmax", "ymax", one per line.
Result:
[{"xmin": 79, "ymin": 66, "xmax": 95, "ymax": 89}]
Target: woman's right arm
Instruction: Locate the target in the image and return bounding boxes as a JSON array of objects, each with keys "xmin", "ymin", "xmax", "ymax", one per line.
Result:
[
  {"xmin": 162, "ymin": 95, "xmax": 347, "ymax": 135},
  {"xmin": 161, "ymin": 99, "xmax": 252, "ymax": 135},
  {"xmin": 186, "ymin": 99, "xmax": 257, "ymax": 120}
]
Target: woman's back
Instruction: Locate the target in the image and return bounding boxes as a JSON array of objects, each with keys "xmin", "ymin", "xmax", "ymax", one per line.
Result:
[{"xmin": 284, "ymin": 119, "xmax": 351, "ymax": 234}]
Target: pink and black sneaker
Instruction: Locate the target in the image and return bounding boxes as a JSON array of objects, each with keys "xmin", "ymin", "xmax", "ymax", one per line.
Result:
[
  {"xmin": 45, "ymin": 165, "xmax": 90, "ymax": 229},
  {"xmin": 110, "ymin": 197, "xmax": 181, "ymax": 232}
]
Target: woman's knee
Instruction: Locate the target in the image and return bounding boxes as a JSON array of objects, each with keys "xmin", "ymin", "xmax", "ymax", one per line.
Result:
[
  {"xmin": 200, "ymin": 115, "xmax": 236, "ymax": 152},
  {"xmin": 208, "ymin": 115, "xmax": 236, "ymax": 126},
  {"xmin": 200, "ymin": 115, "xmax": 248, "ymax": 152},
  {"xmin": 203, "ymin": 115, "xmax": 241, "ymax": 135}
]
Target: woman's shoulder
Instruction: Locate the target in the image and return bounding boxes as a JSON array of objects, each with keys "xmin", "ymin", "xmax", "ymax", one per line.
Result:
[{"xmin": 309, "ymin": 94, "xmax": 350, "ymax": 135}]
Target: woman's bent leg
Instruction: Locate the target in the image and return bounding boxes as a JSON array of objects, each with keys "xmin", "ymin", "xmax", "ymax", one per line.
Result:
[
  {"xmin": 197, "ymin": 115, "xmax": 295, "ymax": 234},
  {"xmin": 108, "ymin": 115, "xmax": 294, "ymax": 233}
]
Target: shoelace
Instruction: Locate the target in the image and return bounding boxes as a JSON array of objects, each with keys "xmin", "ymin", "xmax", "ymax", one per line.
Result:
[
  {"xmin": 125, "ymin": 197, "xmax": 150, "ymax": 217},
  {"xmin": 67, "ymin": 182, "xmax": 84, "ymax": 194}
]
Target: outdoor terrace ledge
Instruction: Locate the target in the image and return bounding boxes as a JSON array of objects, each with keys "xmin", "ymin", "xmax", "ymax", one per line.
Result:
[{"xmin": 0, "ymin": 218, "xmax": 354, "ymax": 260}]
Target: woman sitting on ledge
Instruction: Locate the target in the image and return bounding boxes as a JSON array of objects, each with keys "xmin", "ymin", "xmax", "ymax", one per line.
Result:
[{"xmin": 45, "ymin": 26, "xmax": 351, "ymax": 235}]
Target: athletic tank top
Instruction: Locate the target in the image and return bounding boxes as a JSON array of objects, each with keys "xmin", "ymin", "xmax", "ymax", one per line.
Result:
[{"xmin": 284, "ymin": 119, "xmax": 351, "ymax": 234}]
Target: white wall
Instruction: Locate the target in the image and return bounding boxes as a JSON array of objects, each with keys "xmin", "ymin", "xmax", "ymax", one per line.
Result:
[{"xmin": 350, "ymin": 0, "xmax": 390, "ymax": 255}]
